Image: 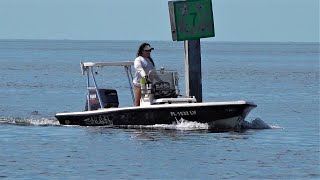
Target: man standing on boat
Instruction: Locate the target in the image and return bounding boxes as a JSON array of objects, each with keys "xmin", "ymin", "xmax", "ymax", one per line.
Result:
[{"xmin": 133, "ymin": 43, "xmax": 156, "ymax": 106}]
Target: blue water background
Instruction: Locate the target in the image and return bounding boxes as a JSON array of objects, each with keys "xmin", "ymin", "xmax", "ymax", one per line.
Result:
[{"xmin": 0, "ymin": 40, "xmax": 319, "ymax": 179}]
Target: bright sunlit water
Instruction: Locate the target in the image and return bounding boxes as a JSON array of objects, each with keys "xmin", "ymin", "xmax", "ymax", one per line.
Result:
[{"xmin": 0, "ymin": 40, "xmax": 319, "ymax": 179}]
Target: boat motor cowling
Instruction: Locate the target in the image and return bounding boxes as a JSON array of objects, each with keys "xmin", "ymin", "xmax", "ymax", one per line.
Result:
[{"xmin": 85, "ymin": 89, "xmax": 119, "ymax": 110}]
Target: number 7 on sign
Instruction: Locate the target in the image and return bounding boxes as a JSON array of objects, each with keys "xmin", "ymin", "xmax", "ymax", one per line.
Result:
[{"xmin": 190, "ymin": 12, "xmax": 197, "ymax": 26}]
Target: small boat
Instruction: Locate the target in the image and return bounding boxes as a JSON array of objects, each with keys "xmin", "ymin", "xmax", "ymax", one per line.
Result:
[{"xmin": 55, "ymin": 61, "xmax": 257, "ymax": 131}]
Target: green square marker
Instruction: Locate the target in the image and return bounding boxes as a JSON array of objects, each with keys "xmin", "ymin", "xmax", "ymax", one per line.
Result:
[{"xmin": 168, "ymin": 0, "xmax": 215, "ymax": 41}]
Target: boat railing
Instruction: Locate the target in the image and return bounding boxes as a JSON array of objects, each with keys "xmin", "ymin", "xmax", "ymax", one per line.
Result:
[{"xmin": 80, "ymin": 61, "xmax": 135, "ymax": 110}]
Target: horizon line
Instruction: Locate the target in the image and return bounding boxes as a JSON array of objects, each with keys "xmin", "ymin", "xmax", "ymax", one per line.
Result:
[{"xmin": 0, "ymin": 38, "xmax": 319, "ymax": 44}]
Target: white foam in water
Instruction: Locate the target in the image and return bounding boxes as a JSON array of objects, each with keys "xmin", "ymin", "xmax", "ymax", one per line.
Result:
[
  {"xmin": 0, "ymin": 116, "xmax": 280, "ymax": 130},
  {"xmin": 242, "ymin": 118, "xmax": 273, "ymax": 129},
  {"xmin": 148, "ymin": 118, "xmax": 209, "ymax": 130},
  {"xmin": 0, "ymin": 117, "xmax": 60, "ymax": 126},
  {"xmin": 269, "ymin": 124, "xmax": 283, "ymax": 129}
]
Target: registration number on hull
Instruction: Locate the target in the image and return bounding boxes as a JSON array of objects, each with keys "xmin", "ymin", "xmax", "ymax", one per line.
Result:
[{"xmin": 170, "ymin": 110, "xmax": 196, "ymax": 117}]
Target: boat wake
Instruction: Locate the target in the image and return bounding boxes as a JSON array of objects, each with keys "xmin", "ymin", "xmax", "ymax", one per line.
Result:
[
  {"xmin": 147, "ymin": 117, "xmax": 275, "ymax": 131},
  {"xmin": 241, "ymin": 118, "xmax": 273, "ymax": 129},
  {"xmin": 0, "ymin": 116, "xmax": 278, "ymax": 131},
  {"xmin": 147, "ymin": 118, "xmax": 209, "ymax": 130},
  {"xmin": 135, "ymin": 117, "xmax": 275, "ymax": 131},
  {"xmin": 0, "ymin": 117, "xmax": 60, "ymax": 126}
]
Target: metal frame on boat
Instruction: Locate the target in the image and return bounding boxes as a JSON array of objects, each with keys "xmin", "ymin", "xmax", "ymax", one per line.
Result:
[{"xmin": 80, "ymin": 61, "xmax": 135, "ymax": 110}]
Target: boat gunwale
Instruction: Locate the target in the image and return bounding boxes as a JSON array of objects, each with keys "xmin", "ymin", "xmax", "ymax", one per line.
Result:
[{"xmin": 55, "ymin": 100, "xmax": 256, "ymax": 116}]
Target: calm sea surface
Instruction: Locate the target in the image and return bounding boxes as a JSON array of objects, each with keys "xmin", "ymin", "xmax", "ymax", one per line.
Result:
[{"xmin": 0, "ymin": 40, "xmax": 319, "ymax": 179}]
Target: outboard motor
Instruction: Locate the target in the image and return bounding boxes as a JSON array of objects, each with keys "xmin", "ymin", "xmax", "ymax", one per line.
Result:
[{"xmin": 85, "ymin": 89, "xmax": 119, "ymax": 111}]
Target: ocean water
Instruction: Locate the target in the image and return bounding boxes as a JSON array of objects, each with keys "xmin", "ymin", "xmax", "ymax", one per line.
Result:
[{"xmin": 0, "ymin": 40, "xmax": 319, "ymax": 179}]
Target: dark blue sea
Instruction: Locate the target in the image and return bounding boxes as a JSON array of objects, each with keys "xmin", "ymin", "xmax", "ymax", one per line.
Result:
[{"xmin": 0, "ymin": 40, "xmax": 319, "ymax": 179}]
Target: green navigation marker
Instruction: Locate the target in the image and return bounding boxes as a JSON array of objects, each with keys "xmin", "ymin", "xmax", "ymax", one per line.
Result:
[{"xmin": 169, "ymin": 0, "xmax": 215, "ymax": 41}]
